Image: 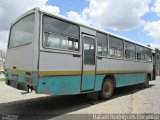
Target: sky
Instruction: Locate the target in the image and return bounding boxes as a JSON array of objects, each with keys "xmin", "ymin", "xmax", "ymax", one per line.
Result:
[{"xmin": 0, "ymin": 0, "xmax": 160, "ymax": 52}]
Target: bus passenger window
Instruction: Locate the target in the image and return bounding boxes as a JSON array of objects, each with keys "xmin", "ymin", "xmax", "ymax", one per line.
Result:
[
  {"xmin": 136, "ymin": 45, "xmax": 145, "ymax": 61},
  {"xmin": 44, "ymin": 32, "xmax": 79, "ymax": 51},
  {"xmin": 68, "ymin": 40, "xmax": 73, "ymax": 50},
  {"xmin": 44, "ymin": 33, "xmax": 65, "ymax": 49},
  {"xmin": 9, "ymin": 14, "xmax": 35, "ymax": 48},
  {"xmin": 73, "ymin": 41, "xmax": 79, "ymax": 51},
  {"xmin": 97, "ymin": 44, "xmax": 103, "ymax": 54},
  {"xmin": 145, "ymin": 48, "xmax": 152, "ymax": 62},
  {"xmin": 43, "ymin": 15, "xmax": 79, "ymax": 51},
  {"xmin": 68, "ymin": 38, "xmax": 79, "ymax": 50},
  {"xmin": 109, "ymin": 36, "xmax": 124, "ymax": 58},
  {"xmin": 62, "ymin": 39, "xmax": 68, "ymax": 49},
  {"xmin": 97, "ymin": 32, "xmax": 108, "ymax": 55},
  {"xmin": 110, "ymin": 47, "xmax": 116, "ymax": 56},
  {"xmin": 125, "ymin": 41, "xmax": 136, "ymax": 60}
]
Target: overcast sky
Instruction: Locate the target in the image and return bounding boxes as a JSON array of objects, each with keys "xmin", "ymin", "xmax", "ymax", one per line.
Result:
[{"xmin": 0, "ymin": 0, "xmax": 160, "ymax": 52}]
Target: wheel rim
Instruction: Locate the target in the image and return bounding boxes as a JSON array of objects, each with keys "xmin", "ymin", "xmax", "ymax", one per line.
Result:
[{"xmin": 103, "ymin": 82, "xmax": 112, "ymax": 96}]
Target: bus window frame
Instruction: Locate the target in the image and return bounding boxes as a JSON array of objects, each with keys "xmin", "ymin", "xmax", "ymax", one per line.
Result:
[
  {"xmin": 124, "ymin": 41, "xmax": 136, "ymax": 61},
  {"xmin": 96, "ymin": 32, "xmax": 108, "ymax": 56},
  {"xmin": 42, "ymin": 14, "xmax": 81, "ymax": 53},
  {"xmin": 144, "ymin": 47, "xmax": 152, "ymax": 63},
  {"xmin": 108, "ymin": 35, "xmax": 124, "ymax": 59},
  {"xmin": 8, "ymin": 13, "xmax": 35, "ymax": 49},
  {"xmin": 135, "ymin": 44, "xmax": 146, "ymax": 62}
]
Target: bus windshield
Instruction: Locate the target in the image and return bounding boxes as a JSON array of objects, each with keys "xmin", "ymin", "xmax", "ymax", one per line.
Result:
[{"xmin": 9, "ymin": 14, "xmax": 35, "ymax": 48}]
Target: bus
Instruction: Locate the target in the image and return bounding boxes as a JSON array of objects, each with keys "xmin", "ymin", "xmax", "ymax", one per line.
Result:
[{"xmin": 5, "ymin": 8, "xmax": 155, "ymax": 100}]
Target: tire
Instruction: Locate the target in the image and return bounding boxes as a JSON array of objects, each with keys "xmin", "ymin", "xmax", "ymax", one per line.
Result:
[
  {"xmin": 99, "ymin": 77, "xmax": 114, "ymax": 100},
  {"xmin": 143, "ymin": 75, "xmax": 150, "ymax": 88}
]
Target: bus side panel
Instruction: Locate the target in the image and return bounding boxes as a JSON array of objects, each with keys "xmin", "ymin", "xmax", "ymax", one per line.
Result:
[
  {"xmin": 5, "ymin": 45, "xmax": 33, "ymax": 70},
  {"xmin": 95, "ymin": 58, "xmax": 124, "ymax": 91},
  {"xmin": 109, "ymin": 59, "xmax": 124, "ymax": 88},
  {"xmin": 115, "ymin": 61, "xmax": 146, "ymax": 87},
  {"xmin": 135, "ymin": 62, "xmax": 146, "ymax": 83},
  {"xmin": 109, "ymin": 59, "xmax": 124, "ymax": 72},
  {"xmin": 115, "ymin": 73, "xmax": 145, "ymax": 87},
  {"xmin": 37, "ymin": 52, "xmax": 81, "ymax": 95},
  {"xmin": 81, "ymin": 74, "xmax": 95, "ymax": 91},
  {"xmin": 38, "ymin": 75, "xmax": 81, "ymax": 95},
  {"xmin": 95, "ymin": 57, "xmax": 110, "ymax": 91},
  {"xmin": 95, "ymin": 73, "xmax": 146, "ymax": 89},
  {"xmin": 95, "ymin": 59, "xmax": 148, "ymax": 89},
  {"xmin": 95, "ymin": 75, "xmax": 105, "ymax": 91},
  {"xmin": 146, "ymin": 62, "xmax": 154, "ymax": 80},
  {"xmin": 5, "ymin": 45, "xmax": 38, "ymax": 86}
]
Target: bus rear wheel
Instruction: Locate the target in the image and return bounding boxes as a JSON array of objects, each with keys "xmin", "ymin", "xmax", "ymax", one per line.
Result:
[{"xmin": 99, "ymin": 77, "xmax": 114, "ymax": 100}]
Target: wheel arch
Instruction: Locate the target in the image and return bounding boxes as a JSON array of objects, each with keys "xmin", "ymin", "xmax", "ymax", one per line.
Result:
[{"xmin": 102, "ymin": 74, "xmax": 116, "ymax": 88}]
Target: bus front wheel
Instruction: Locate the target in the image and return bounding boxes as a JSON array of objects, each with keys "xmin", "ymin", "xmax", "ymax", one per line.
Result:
[{"xmin": 99, "ymin": 77, "xmax": 114, "ymax": 100}]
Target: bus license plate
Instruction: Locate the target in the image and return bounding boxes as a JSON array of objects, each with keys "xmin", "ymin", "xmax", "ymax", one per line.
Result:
[{"xmin": 12, "ymin": 74, "xmax": 18, "ymax": 80}]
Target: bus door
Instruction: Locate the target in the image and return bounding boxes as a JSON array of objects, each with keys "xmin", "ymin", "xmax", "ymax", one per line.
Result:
[{"xmin": 81, "ymin": 34, "xmax": 96, "ymax": 92}]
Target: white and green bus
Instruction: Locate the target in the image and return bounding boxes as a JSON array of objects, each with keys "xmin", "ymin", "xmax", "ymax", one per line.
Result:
[{"xmin": 5, "ymin": 8, "xmax": 155, "ymax": 99}]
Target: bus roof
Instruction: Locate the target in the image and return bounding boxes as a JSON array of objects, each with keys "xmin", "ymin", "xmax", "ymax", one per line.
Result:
[{"xmin": 11, "ymin": 7, "xmax": 154, "ymax": 50}]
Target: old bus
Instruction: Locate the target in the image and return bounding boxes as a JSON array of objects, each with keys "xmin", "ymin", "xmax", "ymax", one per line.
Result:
[{"xmin": 5, "ymin": 8, "xmax": 154, "ymax": 99}]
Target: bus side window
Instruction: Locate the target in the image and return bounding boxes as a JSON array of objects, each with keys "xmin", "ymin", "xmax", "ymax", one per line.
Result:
[
  {"xmin": 43, "ymin": 15, "xmax": 80, "ymax": 52},
  {"xmin": 145, "ymin": 48, "xmax": 152, "ymax": 62},
  {"xmin": 68, "ymin": 38, "xmax": 79, "ymax": 51},
  {"xmin": 136, "ymin": 45, "xmax": 145, "ymax": 61},
  {"xmin": 125, "ymin": 41, "xmax": 136, "ymax": 60},
  {"xmin": 97, "ymin": 32, "xmax": 108, "ymax": 56},
  {"xmin": 109, "ymin": 47, "xmax": 116, "ymax": 57},
  {"xmin": 109, "ymin": 36, "xmax": 124, "ymax": 58},
  {"xmin": 97, "ymin": 44, "xmax": 103, "ymax": 55}
]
